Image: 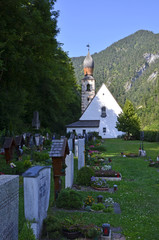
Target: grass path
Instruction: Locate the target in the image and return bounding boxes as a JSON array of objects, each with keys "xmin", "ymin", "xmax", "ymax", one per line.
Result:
[{"xmin": 51, "ymin": 139, "xmax": 159, "ymax": 240}]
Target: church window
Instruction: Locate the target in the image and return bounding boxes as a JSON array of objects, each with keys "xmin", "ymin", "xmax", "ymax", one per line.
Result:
[
  {"xmin": 103, "ymin": 127, "xmax": 106, "ymax": 133},
  {"xmin": 86, "ymin": 84, "xmax": 91, "ymax": 91},
  {"xmin": 87, "ymin": 97, "xmax": 90, "ymax": 102},
  {"xmin": 101, "ymin": 106, "xmax": 106, "ymax": 117}
]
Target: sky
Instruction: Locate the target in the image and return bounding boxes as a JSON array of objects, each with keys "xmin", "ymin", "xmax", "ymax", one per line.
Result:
[{"xmin": 54, "ymin": 0, "xmax": 159, "ymax": 58}]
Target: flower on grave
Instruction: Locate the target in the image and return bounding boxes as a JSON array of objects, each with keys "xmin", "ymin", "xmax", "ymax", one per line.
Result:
[
  {"xmin": 0, "ymin": 172, "xmax": 5, "ymax": 175},
  {"xmin": 89, "ymin": 145, "xmax": 95, "ymax": 148},
  {"xmin": 91, "ymin": 177, "xmax": 108, "ymax": 188},
  {"xmin": 84, "ymin": 195, "xmax": 95, "ymax": 206},
  {"xmin": 105, "ymin": 197, "xmax": 114, "ymax": 206},
  {"xmin": 10, "ymin": 162, "xmax": 16, "ymax": 168},
  {"xmin": 101, "ymin": 165, "xmax": 111, "ymax": 171}
]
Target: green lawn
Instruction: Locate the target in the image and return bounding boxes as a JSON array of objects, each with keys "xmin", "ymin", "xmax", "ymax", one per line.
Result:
[{"xmin": 50, "ymin": 139, "xmax": 159, "ymax": 240}]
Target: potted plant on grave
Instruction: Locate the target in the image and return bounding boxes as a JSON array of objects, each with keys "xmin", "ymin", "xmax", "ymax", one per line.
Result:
[
  {"xmin": 84, "ymin": 195, "xmax": 95, "ymax": 211},
  {"xmin": 91, "ymin": 176, "xmax": 109, "ymax": 191},
  {"xmin": 62, "ymin": 217, "xmax": 82, "ymax": 239}
]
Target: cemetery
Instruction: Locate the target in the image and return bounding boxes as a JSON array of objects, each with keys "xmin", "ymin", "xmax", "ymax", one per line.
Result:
[{"xmin": 0, "ymin": 132, "xmax": 159, "ymax": 240}]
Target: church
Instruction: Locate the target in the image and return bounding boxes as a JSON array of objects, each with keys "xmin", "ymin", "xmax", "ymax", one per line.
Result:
[{"xmin": 66, "ymin": 49, "xmax": 124, "ymax": 138}]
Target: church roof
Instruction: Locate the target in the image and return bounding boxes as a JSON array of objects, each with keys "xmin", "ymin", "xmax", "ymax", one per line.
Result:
[
  {"xmin": 66, "ymin": 120, "xmax": 100, "ymax": 128},
  {"xmin": 83, "ymin": 51, "xmax": 94, "ymax": 69}
]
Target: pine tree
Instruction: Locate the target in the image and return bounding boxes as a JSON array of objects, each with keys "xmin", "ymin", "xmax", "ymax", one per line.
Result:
[{"xmin": 116, "ymin": 99, "xmax": 141, "ymax": 138}]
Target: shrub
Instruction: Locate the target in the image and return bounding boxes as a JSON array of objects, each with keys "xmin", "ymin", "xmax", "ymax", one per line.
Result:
[
  {"xmin": 91, "ymin": 203, "xmax": 105, "ymax": 211},
  {"xmin": 56, "ymin": 188, "xmax": 83, "ymax": 209},
  {"xmin": 19, "ymin": 221, "xmax": 36, "ymax": 240},
  {"xmin": 15, "ymin": 161, "xmax": 26, "ymax": 175},
  {"xmin": 103, "ymin": 206, "xmax": 113, "ymax": 213},
  {"xmin": 33, "ymin": 151, "xmax": 49, "ymax": 162},
  {"xmin": 23, "ymin": 160, "xmax": 32, "ymax": 169},
  {"xmin": 42, "ymin": 215, "xmax": 62, "ymax": 239},
  {"xmin": 76, "ymin": 166, "xmax": 95, "ymax": 186}
]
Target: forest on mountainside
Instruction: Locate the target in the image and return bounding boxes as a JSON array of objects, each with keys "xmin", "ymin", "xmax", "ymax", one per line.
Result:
[
  {"xmin": 0, "ymin": 0, "xmax": 81, "ymax": 135},
  {"xmin": 72, "ymin": 30, "xmax": 159, "ymax": 130}
]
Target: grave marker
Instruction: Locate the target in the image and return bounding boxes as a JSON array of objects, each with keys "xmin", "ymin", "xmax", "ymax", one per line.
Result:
[
  {"xmin": 65, "ymin": 151, "xmax": 74, "ymax": 188},
  {"xmin": 23, "ymin": 166, "xmax": 51, "ymax": 239},
  {"xmin": 0, "ymin": 175, "xmax": 19, "ymax": 240},
  {"xmin": 78, "ymin": 138, "xmax": 85, "ymax": 170}
]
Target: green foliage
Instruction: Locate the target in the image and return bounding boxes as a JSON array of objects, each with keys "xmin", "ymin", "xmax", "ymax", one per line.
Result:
[
  {"xmin": 23, "ymin": 160, "xmax": 32, "ymax": 169},
  {"xmin": 56, "ymin": 188, "xmax": 83, "ymax": 209},
  {"xmin": 42, "ymin": 215, "xmax": 62, "ymax": 240},
  {"xmin": 91, "ymin": 203, "xmax": 105, "ymax": 211},
  {"xmin": 19, "ymin": 221, "xmax": 36, "ymax": 240},
  {"xmin": 0, "ymin": 0, "xmax": 80, "ymax": 134},
  {"xmin": 76, "ymin": 166, "xmax": 95, "ymax": 186},
  {"xmin": 72, "ymin": 30, "xmax": 159, "ymax": 130},
  {"xmin": 143, "ymin": 130, "xmax": 159, "ymax": 142},
  {"xmin": 32, "ymin": 151, "xmax": 49, "ymax": 162},
  {"xmin": 103, "ymin": 206, "xmax": 113, "ymax": 213},
  {"xmin": 116, "ymin": 99, "xmax": 141, "ymax": 137}
]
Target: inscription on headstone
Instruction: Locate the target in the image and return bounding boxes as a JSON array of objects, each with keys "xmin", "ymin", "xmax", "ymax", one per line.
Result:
[
  {"xmin": 23, "ymin": 166, "xmax": 51, "ymax": 239},
  {"xmin": 0, "ymin": 175, "xmax": 19, "ymax": 240}
]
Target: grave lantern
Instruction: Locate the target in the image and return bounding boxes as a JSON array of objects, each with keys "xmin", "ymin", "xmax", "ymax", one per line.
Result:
[
  {"xmin": 114, "ymin": 184, "xmax": 118, "ymax": 191},
  {"xmin": 49, "ymin": 138, "xmax": 69, "ymax": 199},
  {"xmin": 97, "ymin": 195, "xmax": 103, "ymax": 203},
  {"xmin": 102, "ymin": 223, "xmax": 110, "ymax": 236}
]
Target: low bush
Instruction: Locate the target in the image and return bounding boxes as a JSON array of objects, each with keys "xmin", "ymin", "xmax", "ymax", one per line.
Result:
[
  {"xmin": 56, "ymin": 188, "xmax": 83, "ymax": 209},
  {"xmin": 32, "ymin": 151, "xmax": 49, "ymax": 162},
  {"xmin": 42, "ymin": 215, "xmax": 62, "ymax": 239},
  {"xmin": 19, "ymin": 221, "xmax": 36, "ymax": 240},
  {"xmin": 91, "ymin": 203, "xmax": 105, "ymax": 211},
  {"xmin": 76, "ymin": 166, "xmax": 95, "ymax": 186}
]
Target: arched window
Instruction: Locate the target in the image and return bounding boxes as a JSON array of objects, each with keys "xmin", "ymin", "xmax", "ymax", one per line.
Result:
[
  {"xmin": 86, "ymin": 83, "xmax": 91, "ymax": 91},
  {"xmin": 101, "ymin": 106, "xmax": 106, "ymax": 117}
]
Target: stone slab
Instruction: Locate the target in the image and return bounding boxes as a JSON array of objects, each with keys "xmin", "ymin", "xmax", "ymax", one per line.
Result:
[
  {"xmin": 23, "ymin": 166, "xmax": 51, "ymax": 239},
  {"xmin": 0, "ymin": 175, "xmax": 19, "ymax": 240}
]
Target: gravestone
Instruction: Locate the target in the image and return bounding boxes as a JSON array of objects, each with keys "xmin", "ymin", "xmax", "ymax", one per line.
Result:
[
  {"xmin": 0, "ymin": 175, "xmax": 19, "ymax": 240},
  {"xmin": 78, "ymin": 138, "xmax": 85, "ymax": 170},
  {"xmin": 65, "ymin": 151, "xmax": 74, "ymax": 188},
  {"xmin": 75, "ymin": 139, "xmax": 78, "ymax": 157},
  {"xmin": 23, "ymin": 166, "xmax": 51, "ymax": 239},
  {"xmin": 68, "ymin": 138, "xmax": 73, "ymax": 151}
]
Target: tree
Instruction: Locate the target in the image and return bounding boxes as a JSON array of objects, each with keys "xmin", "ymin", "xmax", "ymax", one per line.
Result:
[
  {"xmin": 116, "ymin": 99, "xmax": 141, "ymax": 138},
  {"xmin": 0, "ymin": 0, "xmax": 80, "ymax": 134}
]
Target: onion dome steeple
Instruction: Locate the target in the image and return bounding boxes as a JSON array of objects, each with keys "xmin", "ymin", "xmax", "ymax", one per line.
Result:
[{"xmin": 83, "ymin": 46, "xmax": 94, "ymax": 76}]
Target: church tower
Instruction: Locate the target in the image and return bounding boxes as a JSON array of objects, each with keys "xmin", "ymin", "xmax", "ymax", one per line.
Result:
[{"xmin": 81, "ymin": 48, "xmax": 95, "ymax": 113}]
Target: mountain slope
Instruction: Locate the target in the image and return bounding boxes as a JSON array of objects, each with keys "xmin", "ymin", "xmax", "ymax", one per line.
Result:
[{"xmin": 72, "ymin": 30, "xmax": 159, "ymax": 130}]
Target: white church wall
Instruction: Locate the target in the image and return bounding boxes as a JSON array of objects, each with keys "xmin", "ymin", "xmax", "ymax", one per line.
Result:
[
  {"xmin": 80, "ymin": 84, "xmax": 125, "ymax": 138},
  {"xmin": 66, "ymin": 127, "xmax": 99, "ymax": 136}
]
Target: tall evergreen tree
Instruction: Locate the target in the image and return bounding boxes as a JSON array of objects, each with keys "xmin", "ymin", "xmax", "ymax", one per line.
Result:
[
  {"xmin": 116, "ymin": 99, "xmax": 141, "ymax": 138},
  {"xmin": 0, "ymin": 0, "xmax": 80, "ymax": 134}
]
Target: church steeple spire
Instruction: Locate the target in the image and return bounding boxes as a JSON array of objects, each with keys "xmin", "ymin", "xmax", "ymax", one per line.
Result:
[
  {"xmin": 81, "ymin": 48, "xmax": 95, "ymax": 113},
  {"xmin": 83, "ymin": 45, "xmax": 94, "ymax": 76}
]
